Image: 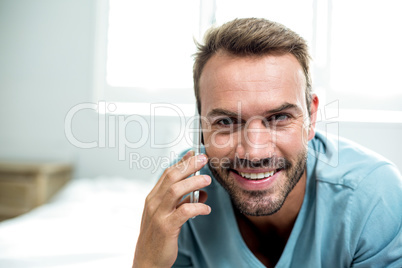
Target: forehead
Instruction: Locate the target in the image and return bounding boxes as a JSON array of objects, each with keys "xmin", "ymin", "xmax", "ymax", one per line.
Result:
[{"xmin": 199, "ymin": 53, "xmax": 307, "ymax": 116}]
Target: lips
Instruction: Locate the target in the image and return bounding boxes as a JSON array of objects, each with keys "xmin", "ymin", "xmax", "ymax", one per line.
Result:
[{"xmin": 230, "ymin": 169, "xmax": 282, "ymax": 191}]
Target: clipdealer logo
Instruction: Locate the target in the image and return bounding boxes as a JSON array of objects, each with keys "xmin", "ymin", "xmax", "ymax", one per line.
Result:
[
  {"xmin": 64, "ymin": 102, "xmax": 199, "ymax": 161},
  {"xmin": 64, "ymin": 100, "xmax": 340, "ymax": 170}
]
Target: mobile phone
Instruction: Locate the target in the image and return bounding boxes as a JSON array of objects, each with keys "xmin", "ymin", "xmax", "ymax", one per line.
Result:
[{"xmin": 190, "ymin": 109, "xmax": 201, "ymax": 204}]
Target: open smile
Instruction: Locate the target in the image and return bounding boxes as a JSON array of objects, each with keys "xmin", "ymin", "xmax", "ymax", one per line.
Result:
[
  {"xmin": 231, "ymin": 168, "xmax": 283, "ymax": 180},
  {"xmin": 229, "ymin": 168, "xmax": 284, "ymax": 191}
]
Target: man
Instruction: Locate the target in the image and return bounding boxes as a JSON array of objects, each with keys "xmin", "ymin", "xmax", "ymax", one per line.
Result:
[{"xmin": 133, "ymin": 18, "xmax": 402, "ymax": 267}]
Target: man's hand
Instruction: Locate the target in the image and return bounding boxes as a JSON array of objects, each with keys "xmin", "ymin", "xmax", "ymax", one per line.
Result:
[{"xmin": 133, "ymin": 151, "xmax": 211, "ymax": 268}]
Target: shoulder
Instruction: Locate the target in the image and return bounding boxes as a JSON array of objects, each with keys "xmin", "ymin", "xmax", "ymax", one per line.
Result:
[
  {"xmin": 308, "ymin": 132, "xmax": 402, "ymax": 266},
  {"xmin": 349, "ymin": 163, "xmax": 402, "ymax": 266},
  {"xmin": 308, "ymin": 131, "xmax": 402, "ymax": 229}
]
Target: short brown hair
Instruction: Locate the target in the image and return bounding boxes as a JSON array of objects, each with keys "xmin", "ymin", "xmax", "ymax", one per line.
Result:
[{"xmin": 193, "ymin": 18, "xmax": 312, "ymax": 114}]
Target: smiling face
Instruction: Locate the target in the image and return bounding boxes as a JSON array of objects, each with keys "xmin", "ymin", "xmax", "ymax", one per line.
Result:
[{"xmin": 199, "ymin": 52, "xmax": 318, "ymax": 216}]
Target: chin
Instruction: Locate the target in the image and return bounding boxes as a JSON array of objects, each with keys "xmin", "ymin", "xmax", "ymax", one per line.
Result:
[
  {"xmin": 231, "ymin": 188, "xmax": 287, "ymax": 216},
  {"xmin": 209, "ymin": 157, "xmax": 307, "ymax": 216}
]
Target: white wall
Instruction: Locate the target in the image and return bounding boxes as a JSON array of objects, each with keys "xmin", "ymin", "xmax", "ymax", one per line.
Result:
[
  {"xmin": 0, "ymin": 0, "xmax": 96, "ymax": 174},
  {"xmin": 0, "ymin": 0, "xmax": 401, "ymax": 181},
  {"xmin": 0, "ymin": 0, "xmax": 172, "ymax": 181}
]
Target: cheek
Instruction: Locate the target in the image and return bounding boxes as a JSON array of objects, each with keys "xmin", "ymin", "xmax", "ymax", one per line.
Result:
[
  {"xmin": 275, "ymin": 125, "xmax": 308, "ymax": 157},
  {"xmin": 204, "ymin": 132, "xmax": 238, "ymax": 158}
]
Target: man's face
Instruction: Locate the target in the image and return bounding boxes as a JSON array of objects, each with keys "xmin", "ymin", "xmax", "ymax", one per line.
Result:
[{"xmin": 199, "ymin": 52, "xmax": 317, "ymax": 216}]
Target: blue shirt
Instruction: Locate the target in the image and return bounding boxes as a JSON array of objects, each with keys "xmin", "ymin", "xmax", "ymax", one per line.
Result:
[{"xmin": 174, "ymin": 131, "xmax": 402, "ymax": 267}]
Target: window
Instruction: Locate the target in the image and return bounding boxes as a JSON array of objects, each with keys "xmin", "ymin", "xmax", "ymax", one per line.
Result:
[
  {"xmin": 93, "ymin": 0, "xmax": 210, "ymax": 108},
  {"xmin": 94, "ymin": 0, "xmax": 402, "ymax": 120},
  {"xmin": 328, "ymin": 0, "xmax": 402, "ymax": 111}
]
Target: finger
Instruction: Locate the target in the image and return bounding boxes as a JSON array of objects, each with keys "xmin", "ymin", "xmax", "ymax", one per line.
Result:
[
  {"xmin": 169, "ymin": 202, "xmax": 211, "ymax": 228},
  {"xmin": 157, "ymin": 154, "xmax": 208, "ymax": 196},
  {"xmin": 172, "ymin": 154, "xmax": 208, "ymax": 177},
  {"xmin": 155, "ymin": 150, "xmax": 194, "ymax": 189},
  {"xmin": 148, "ymin": 150, "xmax": 195, "ymax": 199},
  {"xmin": 141, "ymin": 151, "xmax": 202, "ymax": 227},
  {"xmin": 177, "ymin": 190, "xmax": 208, "ymax": 208},
  {"xmin": 159, "ymin": 175, "xmax": 211, "ymax": 212},
  {"xmin": 179, "ymin": 150, "xmax": 195, "ymax": 162}
]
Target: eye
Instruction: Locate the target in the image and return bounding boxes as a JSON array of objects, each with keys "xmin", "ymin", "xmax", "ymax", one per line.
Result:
[
  {"xmin": 274, "ymin": 114, "xmax": 289, "ymax": 121},
  {"xmin": 216, "ymin": 117, "xmax": 238, "ymax": 126},
  {"xmin": 269, "ymin": 113, "xmax": 291, "ymax": 123}
]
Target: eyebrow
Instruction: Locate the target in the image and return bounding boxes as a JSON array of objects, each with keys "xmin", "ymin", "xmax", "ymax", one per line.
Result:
[
  {"xmin": 207, "ymin": 109, "xmax": 239, "ymax": 118},
  {"xmin": 264, "ymin": 103, "xmax": 302, "ymax": 115},
  {"xmin": 206, "ymin": 102, "xmax": 302, "ymax": 118}
]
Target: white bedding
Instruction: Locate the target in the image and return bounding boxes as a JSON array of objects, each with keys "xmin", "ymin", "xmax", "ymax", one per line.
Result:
[{"xmin": 0, "ymin": 176, "xmax": 154, "ymax": 268}]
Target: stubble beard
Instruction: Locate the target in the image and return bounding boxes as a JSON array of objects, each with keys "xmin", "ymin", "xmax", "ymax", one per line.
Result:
[{"xmin": 208, "ymin": 151, "xmax": 308, "ymax": 216}]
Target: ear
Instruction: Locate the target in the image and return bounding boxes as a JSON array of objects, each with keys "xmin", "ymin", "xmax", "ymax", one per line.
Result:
[{"xmin": 307, "ymin": 94, "xmax": 319, "ymax": 141}]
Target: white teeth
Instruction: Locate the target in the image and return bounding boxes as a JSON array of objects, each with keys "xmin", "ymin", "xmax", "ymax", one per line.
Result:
[{"xmin": 239, "ymin": 170, "xmax": 275, "ymax": 180}]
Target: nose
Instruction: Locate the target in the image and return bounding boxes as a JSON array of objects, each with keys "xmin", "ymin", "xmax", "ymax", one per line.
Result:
[{"xmin": 235, "ymin": 118, "xmax": 276, "ymax": 161}]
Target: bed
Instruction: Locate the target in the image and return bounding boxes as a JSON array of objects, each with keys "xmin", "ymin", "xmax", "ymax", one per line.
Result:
[{"xmin": 0, "ymin": 176, "xmax": 153, "ymax": 268}]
